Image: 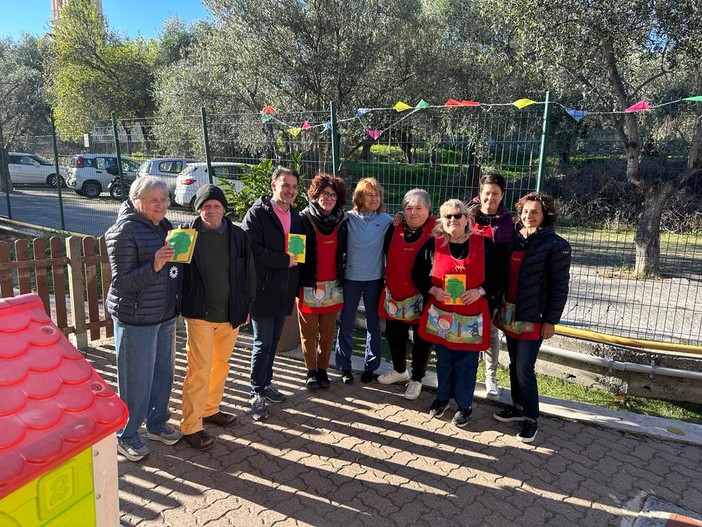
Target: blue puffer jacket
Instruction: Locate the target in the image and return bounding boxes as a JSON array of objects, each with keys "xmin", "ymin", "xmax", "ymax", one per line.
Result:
[
  {"xmin": 105, "ymin": 200, "xmax": 181, "ymax": 325},
  {"xmin": 241, "ymin": 196, "xmax": 301, "ymax": 318},
  {"xmin": 511, "ymin": 225, "xmax": 571, "ymax": 324}
]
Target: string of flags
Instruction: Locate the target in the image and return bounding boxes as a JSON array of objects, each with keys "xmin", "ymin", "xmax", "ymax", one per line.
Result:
[{"xmin": 259, "ymin": 95, "xmax": 702, "ymax": 140}]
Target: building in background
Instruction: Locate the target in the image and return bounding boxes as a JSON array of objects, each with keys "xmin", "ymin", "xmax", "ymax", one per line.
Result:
[{"xmin": 51, "ymin": 0, "xmax": 103, "ymax": 26}]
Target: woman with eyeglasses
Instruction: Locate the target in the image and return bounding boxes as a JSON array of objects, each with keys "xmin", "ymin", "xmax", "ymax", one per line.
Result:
[
  {"xmin": 335, "ymin": 177, "xmax": 393, "ymax": 384},
  {"xmin": 492, "ymin": 192, "xmax": 571, "ymax": 443},
  {"xmin": 297, "ymin": 173, "xmax": 349, "ymax": 389},
  {"xmin": 105, "ymin": 176, "xmax": 183, "ymax": 462},
  {"xmin": 412, "ymin": 199, "xmax": 500, "ymax": 427}
]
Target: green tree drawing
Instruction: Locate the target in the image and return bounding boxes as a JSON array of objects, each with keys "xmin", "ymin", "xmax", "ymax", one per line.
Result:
[
  {"xmin": 288, "ymin": 235, "xmax": 305, "ymax": 259},
  {"xmin": 168, "ymin": 231, "xmax": 191, "ymax": 259},
  {"xmin": 445, "ymin": 277, "xmax": 464, "ymax": 303}
]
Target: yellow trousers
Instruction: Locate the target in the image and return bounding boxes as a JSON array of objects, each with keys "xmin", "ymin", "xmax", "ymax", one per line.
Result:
[{"xmin": 180, "ymin": 318, "xmax": 239, "ymax": 435}]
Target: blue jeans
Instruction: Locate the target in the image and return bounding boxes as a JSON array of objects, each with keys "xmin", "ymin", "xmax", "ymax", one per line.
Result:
[
  {"xmin": 114, "ymin": 317, "xmax": 177, "ymax": 444},
  {"xmin": 435, "ymin": 344, "xmax": 479, "ymax": 409},
  {"xmin": 505, "ymin": 336, "xmax": 543, "ymax": 420},
  {"xmin": 335, "ymin": 279, "xmax": 383, "ymax": 372},
  {"xmin": 250, "ymin": 316, "xmax": 285, "ymax": 396}
]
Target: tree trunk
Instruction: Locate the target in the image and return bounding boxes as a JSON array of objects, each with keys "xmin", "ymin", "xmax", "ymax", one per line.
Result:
[{"xmin": 633, "ymin": 181, "xmax": 677, "ymax": 277}]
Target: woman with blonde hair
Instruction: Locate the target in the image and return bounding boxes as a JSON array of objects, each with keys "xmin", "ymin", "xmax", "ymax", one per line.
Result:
[
  {"xmin": 335, "ymin": 177, "xmax": 392, "ymax": 384},
  {"xmin": 412, "ymin": 199, "xmax": 501, "ymax": 427}
]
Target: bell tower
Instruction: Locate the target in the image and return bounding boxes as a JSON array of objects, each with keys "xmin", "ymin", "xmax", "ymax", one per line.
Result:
[{"xmin": 51, "ymin": 0, "xmax": 104, "ymax": 26}]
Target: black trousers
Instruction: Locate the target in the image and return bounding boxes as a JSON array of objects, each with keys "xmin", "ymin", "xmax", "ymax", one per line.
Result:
[{"xmin": 384, "ymin": 319, "xmax": 434, "ymax": 381}]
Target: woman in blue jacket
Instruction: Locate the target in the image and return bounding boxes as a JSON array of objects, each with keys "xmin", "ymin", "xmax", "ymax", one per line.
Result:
[{"xmin": 493, "ymin": 192, "xmax": 571, "ymax": 443}]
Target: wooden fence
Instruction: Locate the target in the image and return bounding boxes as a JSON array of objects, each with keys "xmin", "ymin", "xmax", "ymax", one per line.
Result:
[{"xmin": 0, "ymin": 235, "xmax": 112, "ymax": 348}]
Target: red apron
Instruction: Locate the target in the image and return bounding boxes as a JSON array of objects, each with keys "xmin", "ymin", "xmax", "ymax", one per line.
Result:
[
  {"xmin": 379, "ymin": 217, "xmax": 436, "ymax": 323},
  {"xmin": 298, "ymin": 225, "xmax": 343, "ymax": 314},
  {"xmin": 418, "ymin": 235, "xmax": 490, "ymax": 351}
]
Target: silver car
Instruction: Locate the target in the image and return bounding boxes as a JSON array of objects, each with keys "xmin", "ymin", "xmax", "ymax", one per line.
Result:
[{"xmin": 137, "ymin": 157, "xmax": 195, "ymax": 197}]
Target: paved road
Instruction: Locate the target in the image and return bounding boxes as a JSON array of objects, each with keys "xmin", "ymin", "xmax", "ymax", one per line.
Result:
[{"xmin": 82, "ymin": 333, "xmax": 702, "ymax": 527}]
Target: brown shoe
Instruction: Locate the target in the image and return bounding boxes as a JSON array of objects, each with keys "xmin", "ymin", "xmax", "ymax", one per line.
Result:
[
  {"xmin": 183, "ymin": 430, "xmax": 215, "ymax": 450},
  {"xmin": 202, "ymin": 411, "xmax": 237, "ymax": 427}
]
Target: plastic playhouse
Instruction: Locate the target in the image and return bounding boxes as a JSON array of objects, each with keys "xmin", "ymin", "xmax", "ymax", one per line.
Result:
[{"xmin": 0, "ymin": 293, "xmax": 128, "ymax": 526}]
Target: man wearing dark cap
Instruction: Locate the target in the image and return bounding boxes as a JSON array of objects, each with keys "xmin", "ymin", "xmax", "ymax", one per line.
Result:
[{"xmin": 179, "ymin": 184, "xmax": 256, "ymax": 449}]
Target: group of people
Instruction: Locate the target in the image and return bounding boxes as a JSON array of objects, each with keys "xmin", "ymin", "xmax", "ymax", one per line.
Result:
[{"xmin": 105, "ymin": 166, "xmax": 571, "ymax": 462}]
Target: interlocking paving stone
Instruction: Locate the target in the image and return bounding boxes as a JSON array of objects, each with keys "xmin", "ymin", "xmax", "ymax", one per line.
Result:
[{"xmin": 77, "ymin": 335, "xmax": 702, "ymax": 527}]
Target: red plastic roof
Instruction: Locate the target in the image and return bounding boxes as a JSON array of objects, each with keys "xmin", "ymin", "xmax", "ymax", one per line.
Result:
[{"xmin": 0, "ymin": 294, "xmax": 128, "ymax": 499}]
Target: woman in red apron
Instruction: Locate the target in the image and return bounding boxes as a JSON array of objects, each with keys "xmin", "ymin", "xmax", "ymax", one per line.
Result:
[
  {"xmin": 297, "ymin": 173, "xmax": 348, "ymax": 389},
  {"xmin": 377, "ymin": 189, "xmax": 436, "ymax": 400},
  {"xmin": 412, "ymin": 199, "xmax": 501, "ymax": 427},
  {"xmin": 492, "ymin": 192, "xmax": 571, "ymax": 443}
]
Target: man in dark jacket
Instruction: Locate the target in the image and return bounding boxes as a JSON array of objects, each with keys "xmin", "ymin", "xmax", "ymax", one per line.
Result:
[
  {"xmin": 179, "ymin": 184, "xmax": 256, "ymax": 449},
  {"xmin": 241, "ymin": 166, "xmax": 302, "ymax": 421}
]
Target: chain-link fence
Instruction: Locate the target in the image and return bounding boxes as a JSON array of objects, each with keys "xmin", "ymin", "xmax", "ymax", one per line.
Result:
[{"xmin": 1, "ymin": 102, "xmax": 701, "ymax": 347}]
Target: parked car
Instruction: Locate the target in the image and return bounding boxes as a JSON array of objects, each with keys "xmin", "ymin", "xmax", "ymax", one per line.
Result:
[
  {"xmin": 7, "ymin": 152, "xmax": 69, "ymax": 188},
  {"xmin": 137, "ymin": 157, "xmax": 195, "ymax": 197},
  {"xmin": 173, "ymin": 162, "xmax": 250, "ymax": 209},
  {"xmin": 66, "ymin": 154, "xmax": 140, "ymax": 198}
]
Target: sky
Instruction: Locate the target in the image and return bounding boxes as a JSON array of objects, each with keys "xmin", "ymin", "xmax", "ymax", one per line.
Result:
[{"xmin": 0, "ymin": 0, "xmax": 211, "ymax": 40}]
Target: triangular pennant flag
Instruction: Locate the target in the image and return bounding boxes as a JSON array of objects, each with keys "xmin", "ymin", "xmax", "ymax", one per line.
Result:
[
  {"xmin": 322, "ymin": 121, "xmax": 331, "ymax": 132},
  {"xmin": 289, "ymin": 127, "xmax": 302, "ymax": 137},
  {"xmin": 513, "ymin": 98, "xmax": 536, "ymax": 109},
  {"xmin": 366, "ymin": 129, "xmax": 383, "ymax": 140},
  {"xmin": 444, "ymin": 98, "xmax": 461, "ymax": 108},
  {"xmin": 261, "ymin": 105, "xmax": 276, "ymax": 114},
  {"xmin": 624, "ymin": 100, "xmax": 650, "ymax": 113},
  {"xmin": 683, "ymin": 95, "xmax": 702, "ymax": 102},
  {"xmin": 415, "ymin": 99, "xmax": 430, "ymax": 110},
  {"xmin": 356, "ymin": 108, "xmax": 372, "ymax": 118},
  {"xmin": 460, "ymin": 100, "xmax": 480, "ymax": 107},
  {"xmin": 260, "ymin": 114, "xmax": 273, "ymax": 123},
  {"xmin": 566, "ymin": 108, "xmax": 589, "ymax": 122},
  {"xmin": 394, "ymin": 101, "xmax": 413, "ymax": 112},
  {"xmin": 301, "ymin": 121, "xmax": 311, "ymax": 130}
]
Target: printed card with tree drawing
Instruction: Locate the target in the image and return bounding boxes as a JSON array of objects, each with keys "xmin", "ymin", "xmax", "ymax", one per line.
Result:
[
  {"xmin": 444, "ymin": 274, "xmax": 466, "ymax": 305},
  {"xmin": 286, "ymin": 233, "xmax": 307, "ymax": 263},
  {"xmin": 166, "ymin": 228, "xmax": 198, "ymax": 264}
]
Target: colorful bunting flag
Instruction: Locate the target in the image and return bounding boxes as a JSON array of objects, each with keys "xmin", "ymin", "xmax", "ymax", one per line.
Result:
[
  {"xmin": 366, "ymin": 129, "xmax": 383, "ymax": 140},
  {"xmin": 356, "ymin": 108, "xmax": 372, "ymax": 118},
  {"xmin": 322, "ymin": 121, "xmax": 331, "ymax": 132},
  {"xmin": 624, "ymin": 100, "xmax": 650, "ymax": 113},
  {"xmin": 394, "ymin": 101, "xmax": 413, "ymax": 112},
  {"xmin": 566, "ymin": 108, "xmax": 589, "ymax": 122},
  {"xmin": 683, "ymin": 95, "xmax": 702, "ymax": 102},
  {"xmin": 444, "ymin": 98, "xmax": 461, "ymax": 108},
  {"xmin": 301, "ymin": 121, "xmax": 311, "ymax": 130},
  {"xmin": 513, "ymin": 98, "xmax": 536, "ymax": 109},
  {"xmin": 415, "ymin": 100, "xmax": 430, "ymax": 110},
  {"xmin": 460, "ymin": 100, "xmax": 480, "ymax": 107},
  {"xmin": 289, "ymin": 127, "xmax": 302, "ymax": 137},
  {"xmin": 260, "ymin": 114, "xmax": 273, "ymax": 123},
  {"xmin": 261, "ymin": 105, "xmax": 276, "ymax": 114}
]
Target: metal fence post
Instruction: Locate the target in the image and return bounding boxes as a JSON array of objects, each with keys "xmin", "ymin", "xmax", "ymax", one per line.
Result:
[
  {"xmin": 0, "ymin": 122, "xmax": 12, "ymax": 219},
  {"xmin": 201, "ymin": 107, "xmax": 213, "ymax": 184},
  {"xmin": 50, "ymin": 114, "xmax": 66, "ymax": 230},
  {"xmin": 111, "ymin": 112, "xmax": 125, "ymax": 199},
  {"xmin": 536, "ymin": 90, "xmax": 552, "ymax": 192},
  {"xmin": 330, "ymin": 101, "xmax": 340, "ymax": 176}
]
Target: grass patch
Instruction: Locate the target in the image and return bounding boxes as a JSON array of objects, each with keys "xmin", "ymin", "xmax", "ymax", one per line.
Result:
[{"xmin": 350, "ymin": 327, "xmax": 702, "ymax": 424}]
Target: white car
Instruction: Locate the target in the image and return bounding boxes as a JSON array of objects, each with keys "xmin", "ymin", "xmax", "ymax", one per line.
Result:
[
  {"xmin": 8, "ymin": 152, "xmax": 69, "ymax": 188},
  {"xmin": 174, "ymin": 162, "xmax": 250, "ymax": 209},
  {"xmin": 137, "ymin": 157, "xmax": 195, "ymax": 197},
  {"xmin": 66, "ymin": 153, "xmax": 140, "ymax": 198}
]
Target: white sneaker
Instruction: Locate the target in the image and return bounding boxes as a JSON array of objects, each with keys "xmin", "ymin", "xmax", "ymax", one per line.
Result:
[
  {"xmin": 485, "ymin": 376, "xmax": 499, "ymax": 401},
  {"xmin": 403, "ymin": 380, "xmax": 422, "ymax": 400},
  {"xmin": 377, "ymin": 369, "xmax": 411, "ymax": 385}
]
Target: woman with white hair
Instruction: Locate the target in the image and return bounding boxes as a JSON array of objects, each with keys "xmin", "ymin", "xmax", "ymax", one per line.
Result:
[{"xmin": 412, "ymin": 199, "xmax": 500, "ymax": 427}]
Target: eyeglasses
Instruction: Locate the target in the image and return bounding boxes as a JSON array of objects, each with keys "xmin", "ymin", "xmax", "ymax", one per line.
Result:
[
  {"xmin": 320, "ymin": 191, "xmax": 337, "ymax": 200},
  {"xmin": 140, "ymin": 197, "xmax": 170, "ymax": 206},
  {"xmin": 442, "ymin": 213, "xmax": 465, "ymax": 220}
]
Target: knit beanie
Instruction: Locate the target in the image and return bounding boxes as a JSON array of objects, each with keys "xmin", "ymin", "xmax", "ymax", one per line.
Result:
[{"xmin": 193, "ymin": 184, "xmax": 228, "ymax": 211}]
